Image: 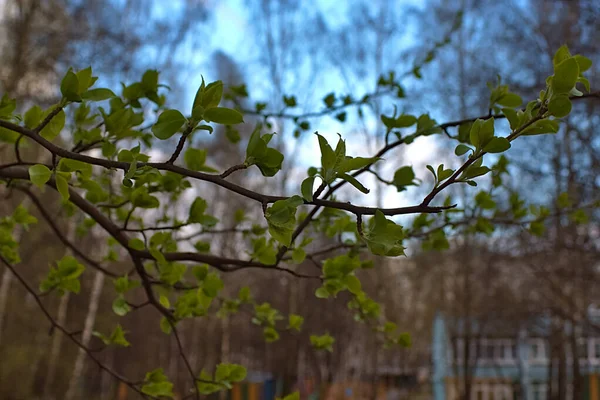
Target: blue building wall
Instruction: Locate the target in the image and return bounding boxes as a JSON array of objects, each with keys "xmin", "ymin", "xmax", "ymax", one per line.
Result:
[{"xmin": 432, "ymin": 312, "xmax": 600, "ymax": 400}]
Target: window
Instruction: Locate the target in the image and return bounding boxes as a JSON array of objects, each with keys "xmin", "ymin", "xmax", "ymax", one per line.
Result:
[
  {"xmin": 499, "ymin": 340, "xmax": 516, "ymax": 364},
  {"xmin": 590, "ymin": 338, "xmax": 600, "ymax": 364},
  {"xmin": 455, "ymin": 338, "xmax": 465, "ymax": 364},
  {"xmin": 470, "ymin": 383, "xmax": 513, "ymax": 400},
  {"xmin": 494, "ymin": 384, "xmax": 513, "ymax": 400},
  {"xmin": 578, "ymin": 337, "xmax": 589, "ymax": 363},
  {"xmin": 484, "ymin": 341, "xmax": 495, "ymax": 360},
  {"xmin": 529, "ymin": 339, "xmax": 547, "ymax": 363},
  {"xmin": 530, "ymin": 383, "xmax": 547, "ymax": 400}
]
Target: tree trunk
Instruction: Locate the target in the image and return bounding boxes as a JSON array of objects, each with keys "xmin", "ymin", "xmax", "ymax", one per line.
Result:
[
  {"xmin": 43, "ymin": 221, "xmax": 76, "ymax": 399},
  {"xmin": 43, "ymin": 291, "xmax": 71, "ymax": 399},
  {"xmin": 64, "ymin": 269, "xmax": 105, "ymax": 400},
  {"xmin": 0, "ymin": 197, "xmax": 31, "ymax": 345}
]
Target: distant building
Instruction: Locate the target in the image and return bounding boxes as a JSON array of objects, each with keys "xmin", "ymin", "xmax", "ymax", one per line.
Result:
[{"xmin": 432, "ymin": 310, "xmax": 600, "ymax": 400}]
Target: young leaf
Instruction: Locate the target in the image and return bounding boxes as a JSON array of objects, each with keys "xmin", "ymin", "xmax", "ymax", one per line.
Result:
[
  {"xmin": 40, "ymin": 109, "xmax": 66, "ymax": 141},
  {"xmin": 60, "ymin": 69, "xmax": 81, "ymax": 101},
  {"xmin": 548, "ymin": 94, "xmax": 572, "ymax": 118},
  {"xmin": 29, "ymin": 165, "xmax": 52, "ymax": 188},
  {"xmin": 152, "ymin": 109, "xmax": 187, "ymax": 140},
  {"xmin": 301, "ymin": 176, "xmax": 316, "ymax": 202},
  {"xmin": 24, "ymin": 105, "xmax": 43, "ymax": 128},
  {"xmin": 552, "ymin": 57, "xmax": 579, "ymax": 94},
  {"xmin": 265, "ymin": 196, "xmax": 303, "ymax": 246},
  {"xmin": 339, "ymin": 173, "xmax": 369, "ymax": 194},
  {"xmin": 337, "ymin": 156, "xmax": 379, "ymax": 174},
  {"xmin": 483, "ymin": 137, "xmax": 511, "ymax": 154},
  {"xmin": 141, "ymin": 369, "xmax": 174, "ymax": 398},
  {"xmin": 393, "ymin": 166, "xmax": 415, "ymax": 191},
  {"xmin": 204, "ymin": 107, "xmax": 244, "ymax": 125},
  {"xmin": 454, "ymin": 144, "xmax": 471, "ymax": 156},
  {"xmin": 82, "ymin": 88, "xmax": 116, "ymax": 101},
  {"xmin": 363, "ymin": 210, "xmax": 405, "ymax": 256},
  {"xmin": 55, "ymin": 174, "xmax": 70, "ymax": 200}
]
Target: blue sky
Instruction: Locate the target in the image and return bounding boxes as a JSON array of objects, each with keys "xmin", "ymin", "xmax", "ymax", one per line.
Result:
[{"xmin": 150, "ymin": 0, "xmax": 449, "ymax": 212}]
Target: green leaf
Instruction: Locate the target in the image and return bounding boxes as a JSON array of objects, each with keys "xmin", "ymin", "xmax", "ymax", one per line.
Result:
[
  {"xmin": 469, "ymin": 118, "xmax": 494, "ymax": 149},
  {"xmin": 112, "ymin": 297, "xmax": 130, "ymax": 316},
  {"xmin": 393, "ymin": 166, "xmax": 415, "ymax": 192},
  {"xmin": 29, "ymin": 165, "xmax": 52, "ymax": 188},
  {"xmin": 363, "ymin": 210, "xmax": 405, "ymax": 256},
  {"xmin": 184, "ymin": 147, "xmax": 208, "ymax": 171},
  {"xmin": 573, "ymin": 55, "xmax": 592, "ymax": 73},
  {"xmin": 202, "ymin": 81, "xmax": 223, "ymax": 109},
  {"xmin": 0, "ymin": 93, "xmax": 17, "ymax": 118},
  {"xmin": 204, "ymin": 107, "xmax": 244, "ymax": 125},
  {"xmin": 59, "ymin": 159, "xmax": 93, "ymax": 179},
  {"xmin": 60, "ymin": 69, "xmax": 81, "ymax": 101},
  {"xmin": 12, "ymin": 204, "xmax": 37, "ymax": 226},
  {"xmin": 323, "ymin": 93, "xmax": 335, "ymax": 107},
  {"xmin": 40, "ymin": 109, "xmax": 66, "ymax": 141},
  {"xmin": 288, "ymin": 314, "xmax": 304, "ymax": 331},
  {"xmin": 128, "ymin": 238, "xmax": 145, "ymax": 250},
  {"xmin": 281, "ymin": 392, "xmax": 300, "ymax": 400},
  {"xmin": 416, "ymin": 114, "xmax": 441, "ymax": 135},
  {"xmin": 202, "ymin": 272, "xmax": 224, "ymax": 297},
  {"xmin": 40, "ymin": 256, "xmax": 85, "ymax": 295},
  {"xmin": 82, "ymin": 88, "xmax": 116, "ymax": 101},
  {"xmin": 291, "ymin": 247, "xmax": 306, "ymax": 264},
  {"xmin": 552, "ymin": 57, "xmax": 579, "ymax": 94},
  {"xmin": 142, "ymin": 369, "xmax": 174, "ymax": 398},
  {"xmin": 55, "ymin": 174, "xmax": 70, "ymax": 201},
  {"xmin": 475, "ymin": 191, "xmax": 496, "ymax": 210},
  {"xmin": 578, "ymin": 76, "xmax": 590, "ymax": 93},
  {"xmin": 160, "ymin": 317, "xmax": 172, "ymax": 335},
  {"xmin": 152, "ymin": 109, "xmax": 187, "ymax": 140},
  {"xmin": 265, "ymin": 196, "xmax": 303, "ymax": 246},
  {"xmin": 245, "ymin": 128, "xmax": 285, "ymax": 177},
  {"xmin": 301, "ymin": 176, "xmax": 316, "ymax": 202},
  {"xmin": 337, "ymin": 156, "xmax": 379, "ymax": 174},
  {"xmin": 263, "ymin": 326, "xmax": 280, "ymax": 342},
  {"xmin": 310, "ymin": 333, "xmax": 335, "ymax": 352},
  {"xmin": 316, "ymin": 133, "xmax": 336, "ymax": 178},
  {"xmin": 454, "ymin": 144, "xmax": 471, "ymax": 156},
  {"xmin": 557, "ymin": 192, "xmax": 571, "ymax": 208},
  {"xmin": 345, "ymin": 275, "xmax": 362, "ymax": 294},
  {"xmin": 238, "ymin": 287, "xmax": 251, "ymax": 302},
  {"xmin": 436, "ymin": 165, "xmax": 453, "ymax": 182},
  {"xmin": 483, "ymin": 137, "xmax": 511, "ymax": 154},
  {"xmin": 339, "ymin": 173, "xmax": 369, "ymax": 194},
  {"xmin": 283, "ymin": 95, "xmax": 297, "ymax": 107},
  {"xmin": 502, "ymin": 108, "xmax": 519, "ymax": 131},
  {"xmin": 461, "ymin": 165, "xmax": 491, "ymax": 180},
  {"xmin": 114, "ymin": 276, "xmax": 140, "ymax": 294},
  {"xmin": 76, "ymin": 67, "xmax": 95, "ymax": 92},
  {"xmin": 141, "ymin": 70, "xmax": 159, "ymax": 92},
  {"xmin": 188, "ymin": 197, "xmax": 208, "ymax": 223},
  {"xmin": 553, "ymin": 45, "xmax": 571, "ymax": 66},
  {"xmin": 496, "ymin": 93, "xmax": 522, "ymax": 108},
  {"xmin": 24, "ymin": 105, "xmax": 43, "ymax": 128},
  {"xmin": 548, "ymin": 94, "xmax": 572, "ymax": 118},
  {"xmin": 107, "ymin": 324, "xmax": 130, "ymax": 347},
  {"xmin": 192, "ymin": 264, "xmax": 209, "ymax": 281},
  {"xmin": 521, "ymin": 119, "xmax": 560, "ymax": 136}
]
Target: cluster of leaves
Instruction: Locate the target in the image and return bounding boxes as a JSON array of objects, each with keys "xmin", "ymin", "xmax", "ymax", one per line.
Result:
[
  {"xmin": 0, "ymin": 45, "xmax": 595, "ymax": 399},
  {"xmin": 0, "ymin": 205, "xmax": 37, "ymax": 264}
]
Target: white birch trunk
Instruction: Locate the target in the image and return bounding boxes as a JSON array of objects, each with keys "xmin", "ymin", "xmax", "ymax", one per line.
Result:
[
  {"xmin": 0, "ymin": 197, "xmax": 31, "ymax": 345},
  {"xmin": 43, "ymin": 221, "xmax": 76, "ymax": 399},
  {"xmin": 64, "ymin": 269, "xmax": 105, "ymax": 400}
]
